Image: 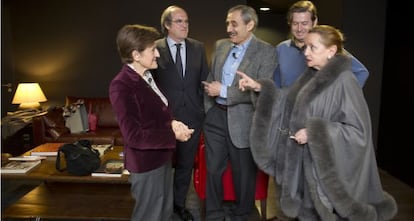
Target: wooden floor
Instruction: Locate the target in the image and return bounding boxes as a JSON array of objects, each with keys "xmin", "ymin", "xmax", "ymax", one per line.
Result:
[
  {"xmin": 1, "ymin": 168, "xmax": 413, "ymax": 221},
  {"xmin": 376, "ymin": 169, "xmax": 414, "ymax": 221},
  {"xmin": 262, "ymin": 169, "xmax": 414, "ymax": 221}
]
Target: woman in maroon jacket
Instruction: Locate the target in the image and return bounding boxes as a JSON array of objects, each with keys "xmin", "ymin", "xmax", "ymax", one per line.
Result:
[{"xmin": 109, "ymin": 24, "xmax": 194, "ymax": 221}]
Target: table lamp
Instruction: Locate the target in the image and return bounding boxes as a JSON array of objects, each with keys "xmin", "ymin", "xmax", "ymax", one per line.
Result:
[{"xmin": 12, "ymin": 83, "xmax": 47, "ymax": 109}]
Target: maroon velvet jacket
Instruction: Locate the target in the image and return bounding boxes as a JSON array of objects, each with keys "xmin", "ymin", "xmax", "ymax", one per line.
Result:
[{"xmin": 109, "ymin": 65, "xmax": 176, "ymax": 173}]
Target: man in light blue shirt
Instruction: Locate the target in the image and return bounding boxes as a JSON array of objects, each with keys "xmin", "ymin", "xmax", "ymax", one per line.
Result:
[
  {"xmin": 215, "ymin": 41, "xmax": 249, "ymax": 105},
  {"xmin": 202, "ymin": 5, "xmax": 277, "ymax": 220},
  {"xmin": 274, "ymin": 0, "xmax": 369, "ymax": 88}
]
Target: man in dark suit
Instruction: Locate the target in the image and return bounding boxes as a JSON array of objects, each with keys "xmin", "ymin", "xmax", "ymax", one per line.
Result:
[
  {"xmin": 202, "ymin": 5, "xmax": 277, "ymax": 221},
  {"xmin": 153, "ymin": 5, "xmax": 209, "ymax": 221}
]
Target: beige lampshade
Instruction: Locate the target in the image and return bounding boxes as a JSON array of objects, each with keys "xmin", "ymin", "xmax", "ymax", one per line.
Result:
[{"xmin": 12, "ymin": 83, "xmax": 47, "ymax": 109}]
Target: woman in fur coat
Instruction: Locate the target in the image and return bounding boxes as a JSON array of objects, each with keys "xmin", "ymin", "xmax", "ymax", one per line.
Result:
[{"xmin": 238, "ymin": 25, "xmax": 397, "ymax": 221}]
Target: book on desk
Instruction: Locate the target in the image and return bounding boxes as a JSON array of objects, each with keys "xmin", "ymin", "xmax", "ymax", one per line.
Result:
[
  {"xmin": 30, "ymin": 143, "xmax": 112, "ymax": 157},
  {"xmin": 30, "ymin": 142, "xmax": 65, "ymax": 156},
  {"xmin": 91, "ymin": 159, "xmax": 126, "ymax": 177},
  {"xmin": 1, "ymin": 160, "xmax": 41, "ymax": 174}
]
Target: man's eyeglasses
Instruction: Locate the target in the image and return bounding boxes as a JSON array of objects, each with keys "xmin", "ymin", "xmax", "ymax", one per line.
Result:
[{"xmin": 172, "ymin": 19, "xmax": 189, "ymax": 25}]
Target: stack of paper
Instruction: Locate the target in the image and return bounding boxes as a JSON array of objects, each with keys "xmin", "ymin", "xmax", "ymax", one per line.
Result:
[{"xmin": 1, "ymin": 160, "xmax": 41, "ymax": 174}]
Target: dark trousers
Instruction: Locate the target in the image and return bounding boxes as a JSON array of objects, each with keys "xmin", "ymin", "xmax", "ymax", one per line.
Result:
[
  {"xmin": 174, "ymin": 128, "xmax": 202, "ymax": 207},
  {"xmin": 129, "ymin": 160, "xmax": 173, "ymax": 221},
  {"xmin": 203, "ymin": 105, "xmax": 257, "ymax": 221}
]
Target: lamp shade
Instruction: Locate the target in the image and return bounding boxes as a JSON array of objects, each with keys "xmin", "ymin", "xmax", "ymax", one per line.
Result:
[{"xmin": 12, "ymin": 83, "xmax": 47, "ymax": 109}]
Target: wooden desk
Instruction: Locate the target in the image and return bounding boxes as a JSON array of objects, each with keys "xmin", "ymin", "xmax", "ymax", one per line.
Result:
[
  {"xmin": 3, "ymin": 182, "xmax": 133, "ymax": 220},
  {"xmin": 2, "ymin": 144, "xmax": 133, "ymax": 220},
  {"xmin": 1, "ymin": 145, "xmax": 129, "ymax": 184}
]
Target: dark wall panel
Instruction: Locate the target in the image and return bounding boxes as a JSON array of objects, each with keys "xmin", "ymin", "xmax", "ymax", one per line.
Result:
[
  {"xmin": 2, "ymin": 0, "xmax": 243, "ymax": 111},
  {"xmin": 378, "ymin": 1, "xmax": 413, "ymax": 187}
]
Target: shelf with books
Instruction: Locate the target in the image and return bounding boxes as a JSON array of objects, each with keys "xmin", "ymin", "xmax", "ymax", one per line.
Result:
[{"xmin": 1, "ymin": 124, "xmax": 34, "ymax": 156}]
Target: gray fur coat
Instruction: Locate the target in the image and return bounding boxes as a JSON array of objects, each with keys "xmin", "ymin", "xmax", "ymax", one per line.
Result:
[{"xmin": 250, "ymin": 54, "xmax": 397, "ymax": 220}]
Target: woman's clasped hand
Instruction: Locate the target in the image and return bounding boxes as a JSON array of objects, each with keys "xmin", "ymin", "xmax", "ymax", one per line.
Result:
[{"xmin": 172, "ymin": 120, "xmax": 194, "ymax": 142}]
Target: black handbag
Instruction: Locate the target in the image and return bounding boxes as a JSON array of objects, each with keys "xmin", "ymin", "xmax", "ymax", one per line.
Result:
[{"xmin": 56, "ymin": 140, "xmax": 101, "ymax": 176}]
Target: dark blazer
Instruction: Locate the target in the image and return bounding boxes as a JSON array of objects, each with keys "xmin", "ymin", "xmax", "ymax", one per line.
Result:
[
  {"xmin": 153, "ymin": 38, "xmax": 209, "ymax": 129},
  {"xmin": 204, "ymin": 35, "xmax": 277, "ymax": 148},
  {"xmin": 109, "ymin": 65, "xmax": 176, "ymax": 173}
]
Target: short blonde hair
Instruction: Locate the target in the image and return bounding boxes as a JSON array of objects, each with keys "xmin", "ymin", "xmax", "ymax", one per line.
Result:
[{"xmin": 309, "ymin": 25, "xmax": 345, "ymax": 55}]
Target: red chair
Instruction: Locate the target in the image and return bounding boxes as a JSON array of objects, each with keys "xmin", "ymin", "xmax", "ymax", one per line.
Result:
[{"xmin": 193, "ymin": 135, "xmax": 269, "ymax": 221}]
